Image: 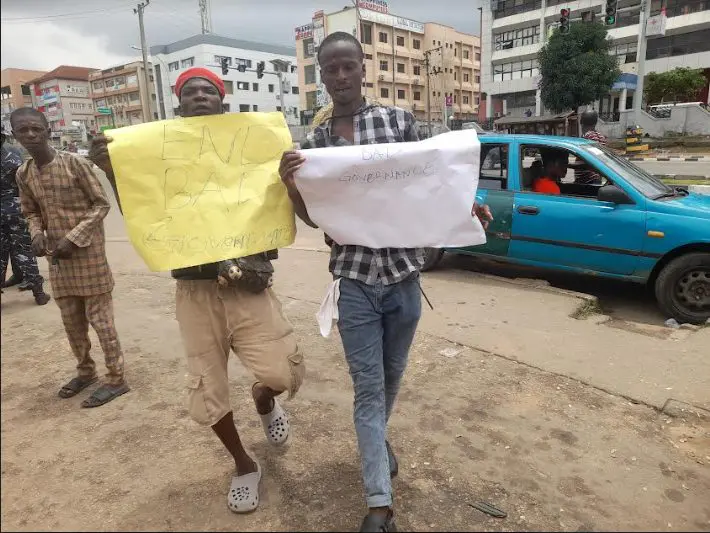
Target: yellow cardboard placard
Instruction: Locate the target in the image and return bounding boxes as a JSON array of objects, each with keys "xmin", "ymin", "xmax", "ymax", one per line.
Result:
[{"xmin": 107, "ymin": 112, "xmax": 296, "ymax": 271}]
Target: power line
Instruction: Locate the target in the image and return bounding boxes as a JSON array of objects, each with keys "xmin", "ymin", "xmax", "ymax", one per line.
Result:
[{"xmin": 1, "ymin": 4, "xmax": 134, "ymax": 23}]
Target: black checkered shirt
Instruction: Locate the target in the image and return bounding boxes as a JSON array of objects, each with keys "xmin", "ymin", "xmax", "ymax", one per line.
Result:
[{"xmin": 300, "ymin": 101, "xmax": 425, "ymax": 285}]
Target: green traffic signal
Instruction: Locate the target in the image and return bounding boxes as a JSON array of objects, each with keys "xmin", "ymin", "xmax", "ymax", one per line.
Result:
[{"xmin": 605, "ymin": 14, "xmax": 616, "ymax": 25}]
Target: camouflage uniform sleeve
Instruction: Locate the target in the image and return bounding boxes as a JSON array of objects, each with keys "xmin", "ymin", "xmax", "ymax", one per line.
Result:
[
  {"xmin": 16, "ymin": 162, "xmax": 44, "ymax": 240},
  {"xmin": 65, "ymin": 155, "xmax": 111, "ymax": 248}
]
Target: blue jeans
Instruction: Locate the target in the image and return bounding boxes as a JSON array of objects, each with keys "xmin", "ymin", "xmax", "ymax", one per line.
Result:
[{"xmin": 337, "ymin": 274, "xmax": 422, "ymax": 508}]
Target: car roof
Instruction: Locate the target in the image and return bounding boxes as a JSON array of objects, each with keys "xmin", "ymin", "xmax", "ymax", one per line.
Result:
[{"xmin": 480, "ymin": 134, "xmax": 596, "ymax": 147}]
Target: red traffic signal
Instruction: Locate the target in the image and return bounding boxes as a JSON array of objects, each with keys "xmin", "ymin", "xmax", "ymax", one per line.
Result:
[{"xmin": 559, "ymin": 7, "xmax": 571, "ymax": 33}]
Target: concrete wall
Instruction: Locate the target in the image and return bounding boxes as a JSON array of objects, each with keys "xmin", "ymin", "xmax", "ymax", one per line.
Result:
[{"xmin": 599, "ymin": 104, "xmax": 710, "ymax": 138}]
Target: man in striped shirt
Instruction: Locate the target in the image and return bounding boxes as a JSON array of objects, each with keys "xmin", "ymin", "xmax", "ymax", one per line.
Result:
[{"xmin": 280, "ymin": 31, "xmax": 491, "ymax": 532}]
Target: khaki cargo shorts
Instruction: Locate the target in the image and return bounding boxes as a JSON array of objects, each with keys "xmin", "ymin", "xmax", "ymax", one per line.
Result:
[{"xmin": 175, "ymin": 280, "xmax": 305, "ymax": 426}]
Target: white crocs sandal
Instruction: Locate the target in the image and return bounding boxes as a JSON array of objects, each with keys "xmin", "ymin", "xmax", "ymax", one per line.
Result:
[
  {"xmin": 260, "ymin": 399, "xmax": 290, "ymax": 446},
  {"xmin": 227, "ymin": 461, "xmax": 262, "ymax": 514}
]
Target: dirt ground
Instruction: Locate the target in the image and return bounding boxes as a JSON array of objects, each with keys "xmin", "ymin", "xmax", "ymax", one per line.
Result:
[{"xmin": 2, "ymin": 253, "xmax": 710, "ymax": 531}]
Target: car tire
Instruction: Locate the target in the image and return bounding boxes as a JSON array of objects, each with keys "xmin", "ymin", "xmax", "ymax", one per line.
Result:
[
  {"xmin": 421, "ymin": 248, "xmax": 444, "ymax": 272},
  {"xmin": 655, "ymin": 252, "xmax": 710, "ymax": 325}
]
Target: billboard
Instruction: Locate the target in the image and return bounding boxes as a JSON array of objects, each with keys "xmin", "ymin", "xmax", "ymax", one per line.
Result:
[
  {"xmin": 360, "ymin": 9, "xmax": 424, "ymax": 33},
  {"xmin": 357, "ymin": 0, "xmax": 388, "ymax": 14},
  {"xmin": 295, "ymin": 24, "xmax": 313, "ymax": 40}
]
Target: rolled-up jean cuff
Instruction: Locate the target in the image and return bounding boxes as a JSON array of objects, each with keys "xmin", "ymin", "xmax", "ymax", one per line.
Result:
[{"xmin": 366, "ymin": 494, "xmax": 393, "ymax": 508}]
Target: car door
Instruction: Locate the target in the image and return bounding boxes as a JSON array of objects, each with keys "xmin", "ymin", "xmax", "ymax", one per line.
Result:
[
  {"xmin": 447, "ymin": 140, "xmax": 514, "ymax": 258},
  {"xmin": 508, "ymin": 142, "xmax": 646, "ymax": 276}
]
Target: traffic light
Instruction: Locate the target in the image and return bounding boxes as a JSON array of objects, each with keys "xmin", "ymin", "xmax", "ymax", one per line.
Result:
[
  {"xmin": 604, "ymin": 0, "xmax": 618, "ymax": 25},
  {"xmin": 256, "ymin": 61, "xmax": 265, "ymax": 79},
  {"xmin": 559, "ymin": 8, "xmax": 570, "ymax": 34},
  {"xmin": 220, "ymin": 57, "xmax": 229, "ymax": 75}
]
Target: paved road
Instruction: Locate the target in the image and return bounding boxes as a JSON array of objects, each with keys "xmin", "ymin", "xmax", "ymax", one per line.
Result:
[{"xmin": 635, "ymin": 160, "xmax": 710, "ymax": 177}]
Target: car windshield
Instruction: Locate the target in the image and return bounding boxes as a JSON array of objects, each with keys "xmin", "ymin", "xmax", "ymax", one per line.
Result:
[{"xmin": 581, "ymin": 144, "xmax": 672, "ymax": 198}]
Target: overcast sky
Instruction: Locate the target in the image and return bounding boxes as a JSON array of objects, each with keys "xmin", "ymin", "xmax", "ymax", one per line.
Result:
[{"xmin": 1, "ymin": 0, "xmax": 482, "ymax": 71}]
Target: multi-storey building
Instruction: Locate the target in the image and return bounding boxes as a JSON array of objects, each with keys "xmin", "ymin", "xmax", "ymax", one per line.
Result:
[
  {"xmin": 89, "ymin": 60, "xmax": 158, "ymax": 131},
  {"xmin": 150, "ymin": 33, "xmax": 301, "ymax": 125},
  {"xmin": 480, "ymin": 0, "xmax": 710, "ymax": 122},
  {"xmin": 1, "ymin": 68, "xmax": 47, "ymax": 126},
  {"xmin": 27, "ymin": 65, "xmax": 97, "ymax": 140},
  {"xmin": 294, "ymin": 1, "xmax": 481, "ymax": 127}
]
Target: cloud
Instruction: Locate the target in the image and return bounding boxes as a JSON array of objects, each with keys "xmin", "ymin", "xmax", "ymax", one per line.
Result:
[{"xmin": 0, "ymin": 20, "xmax": 133, "ymax": 71}]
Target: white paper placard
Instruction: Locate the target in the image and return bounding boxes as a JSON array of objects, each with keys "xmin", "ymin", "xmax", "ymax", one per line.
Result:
[{"xmin": 294, "ymin": 129, "xmax": 485, "ymax": 248}]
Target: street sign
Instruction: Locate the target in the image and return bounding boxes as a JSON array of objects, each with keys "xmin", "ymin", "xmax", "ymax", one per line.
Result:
[{"xmin": 97, "ymin": 107, "xmax": 112, "ymax": 115}]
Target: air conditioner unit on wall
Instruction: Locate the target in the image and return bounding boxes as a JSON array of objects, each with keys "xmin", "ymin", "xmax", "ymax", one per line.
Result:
[{"xmin": 378, "ymin": 74, "xmax": 385, "ymax": 81}]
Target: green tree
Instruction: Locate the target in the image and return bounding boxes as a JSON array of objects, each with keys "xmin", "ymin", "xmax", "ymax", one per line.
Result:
[
  {"xmin": 538, "ymin": 22, "xmax": 620, "ymax": 113},
  {"xmin": 644, "ymin": 68, "xmax": 707, "ymax": 104}
]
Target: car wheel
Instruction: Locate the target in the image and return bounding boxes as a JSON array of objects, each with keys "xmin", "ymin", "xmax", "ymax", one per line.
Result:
[
  {"xmin": 655, "ymin": 252, "xmax": 710, "ymax": 325},
  {"xmin": 421, "ymin": 248, "xmax": 444, "ymax": 272}
]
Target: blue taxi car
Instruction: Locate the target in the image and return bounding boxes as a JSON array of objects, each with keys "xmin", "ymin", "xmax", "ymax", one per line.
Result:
[{"xmin": 422, "ymin": 135, "xmax": 710, "ymax": 324}]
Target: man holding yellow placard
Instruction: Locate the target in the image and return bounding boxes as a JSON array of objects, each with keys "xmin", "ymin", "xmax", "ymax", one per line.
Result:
[{"xmin": 90, "ymin": 67, "xmax": 304, "ymax": 514}]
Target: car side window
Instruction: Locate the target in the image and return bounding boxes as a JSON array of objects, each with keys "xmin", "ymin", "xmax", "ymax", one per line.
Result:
[
  {"xmin": 479, "ymin": 144, "xmax": 508, "ymax": 190},
  {"xmin": 520, "ymin": 145, "xmax": 613, "ymax": 200}
]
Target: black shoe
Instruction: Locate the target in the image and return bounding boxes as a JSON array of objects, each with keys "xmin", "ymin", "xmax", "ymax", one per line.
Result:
[
  {"xmin": 2, "ymin": 275, "xmax": 22, "ymax": 289},
  {"xmin": 360, "ymin": 510, "xmax": 397, "ymax": 532},
  {"xmin": 18, "ymin": 280, "xmax": 33, "ymax": 291},
  {"xmin": 32, "ymin": 287, "xmax": 51, "ymax": 306},
  {"xmin": 386, "ymin": 440, "xmax": 398, "ymax": 479}
]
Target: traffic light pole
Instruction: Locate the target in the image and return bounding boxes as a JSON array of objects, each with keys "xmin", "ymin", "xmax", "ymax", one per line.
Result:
[{"xmin": 632, "ymin": 0, "xmax": 651, "ymax": 125}]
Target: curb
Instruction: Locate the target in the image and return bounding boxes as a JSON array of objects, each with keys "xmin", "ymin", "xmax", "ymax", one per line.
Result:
[{"xmin": 626, "ymin": 156, "xmax": 710, "ymax": 162}]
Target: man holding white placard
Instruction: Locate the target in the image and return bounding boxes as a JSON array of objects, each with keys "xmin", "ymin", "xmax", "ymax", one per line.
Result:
[{"xmin": 279, "ymin": 31, "xmax": 492, "ymax": 532}]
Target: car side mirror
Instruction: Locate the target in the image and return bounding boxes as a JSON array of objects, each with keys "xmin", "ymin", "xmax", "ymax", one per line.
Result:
[{"xmin": 597, "ymin": 184, "xmax": 634, "ymax": 205}]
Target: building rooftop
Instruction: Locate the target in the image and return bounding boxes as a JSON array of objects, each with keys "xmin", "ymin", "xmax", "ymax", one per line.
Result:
[
  {"xmin": 28, "ymin": 65, "xmax": 97, "ymax": 84},
  {"xmin": 150, "ymin": 33, "xmax": 296, "ymax": 57}
]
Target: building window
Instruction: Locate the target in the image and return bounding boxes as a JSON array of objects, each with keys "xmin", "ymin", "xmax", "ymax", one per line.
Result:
[
  {"xmin": 454, "ymin": 71, "xmax": 458, "ymax": 81},
  {"xmin": 396, "ymin": 36, "xmax": 405, "ymax": 46},
  {"xmin": 236, "ymin": 58, "xmax": 253, "ymax": 68},
  {"xmin": 380, "ymin": 87, "xmax": 389, "ymax": 98},
  {"xmin": 253, "ymin": 104, "xmax": 259, "ymax": 111},
  {"xmin": 268, "ymin": 84, "xmax": 275, "ymax": 93},
  {"xmin": 492, "ymin": 59, "xmax": 540, "ymax": 81},
  {"xmin": 494, "ymin": 24, "xmax": 540, "ymax": 50},
  {"xmin": 303, "ymin": 38, "xmax": 314, "ymax": 58},
  {"xmin": 237, "ymin": 81, "xmax": 249, "ymax": 90},
  {"xmin": 127, "ymin": 74, "xmax": 137, "ymax": 85},
  {"xmin": 379, "ymin": 32, "xmax": 388, "ymax": 43},
  {"xmin": 463, "ymin": 50, "xmax": 470, "ymax": 59},
  {"xmin": 239, "ymin": 104, "xmax": 250, "ymax": 112},
  {"xmin": 292, "ymin": 86, "xmax": 300, "ymax": 94},
  {"xmin": 304, "ymin": 64, "xmax": 316, "ymax": 85},
  {"xmin": 168, "ymin": 61, "xmax": 179, "ymax": 71},
  {"xmin": 463, "ymin": 95, "xmax": 470, "ymax": 105},
  {"xmin": 464, "ymin": 73, "xmax": 470, "ymax": 82},
  {"xmin": 455, "ymin": 48, "xmax": 457, "ymax": 57},
  {"xmin": 610, "ymin": 42, "xmax": 638, "ymax": 64},
  {"xmin": 181, "ymin": 57, "xmax": 194, "ymax": 68},
  {"xmin": 493, "ymin": 0, "xmax": 543, "ymax": 20},
  {"xmin": 129, "ymin": 91, "xmax": 140, "ymax": 102},
  {"xmin": 413, "ymin": 39, "xmax": 421, "ymax": 50},
  {"xmin": 454, "ymin": 95, "xmax": 458, "ymax": 104},
  {"xmin": 361, "ymin": 23, "xmax": 373, "ymax": 44},
  {"xmin": 380, "ymin": 60, "xmax": 388, "ymax": 71},
  {"xmin": 475, "ymin": 53, "xmax": 481, "ymax": 61},
  {"xmin": 413, "ymin": 65, "xmax": 421, "ymax": 76},
  {"xmin": 276, "ymin": 106, "xmax": 282, "ymax": 111},
  {"xmin": 215, "ymin": 55, "xmax": 232, "ymax": 66},
  {"xmin": 223, "ymin": 80, "xmax": 234, "ymax": 94},
  {"xmin": 253, "ymin": 83, "xmax": 259, "ymax": 91},
  {"xmin": 397, "ymin": 63, "xmax": 405, "ymax": 74},
  {"xmin": 397, "ymin": 89, "xmax": 406, "ymax": 99},
  {"xmin": 413, "ymin": 91, "xmax": 421, "ymax": 101},
  {"xmin": 92, "ymin": 81, "xmax": 103, "ymax": 90},
  {"xmin": 646, "ymin": 28, "xmax": 710, "ymax": 60},
  {"xmin": 475, "ymin": 75, "xmax": 480, "ymax": 83}
]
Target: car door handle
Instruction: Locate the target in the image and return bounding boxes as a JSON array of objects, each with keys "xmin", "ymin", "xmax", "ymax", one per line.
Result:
[{"xmin": 517, "ymin": 205, "xmax": 539, "ymax": 215}]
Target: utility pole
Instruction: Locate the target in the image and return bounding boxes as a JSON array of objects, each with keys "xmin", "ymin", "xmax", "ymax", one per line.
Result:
[
  {"xmin": 424, "ymin": 46, "xmax": 442, "ymax": 138},
  {"xmin": 632, "ymin": 0, "xmax": 651, "ymax": 125},
  {"xmin": 199, "ymin": 0, "xmax": 212, "ymax": 34},
  {"xmin": 134, "ymin": 0, "xmax": 152, "ymax": 122}
]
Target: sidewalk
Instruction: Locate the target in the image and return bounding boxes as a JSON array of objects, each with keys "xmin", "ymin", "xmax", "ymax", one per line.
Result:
[{"xmin": 2, "ymin": 226, "xmax": 709, "ymax": 531}]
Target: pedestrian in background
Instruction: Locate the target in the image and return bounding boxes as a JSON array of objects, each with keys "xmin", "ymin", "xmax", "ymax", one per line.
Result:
[
  {"xmin": 11, "ymin": 107, "xmax": 129, "ymax": 407},
  {"xmin": 280, "ymin": 31, "xmax": 492, "ymax": 532},
  {"xmin": 1, "ymin": 123, "xmax": 50, "ymax": 305},
  {"xmin": 580, "ymin": 110, "xmax": 608, "ymax": 145},
  {"xmin": 89, "ymin": 67, "xmax": 305, "ymax": 515}
]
